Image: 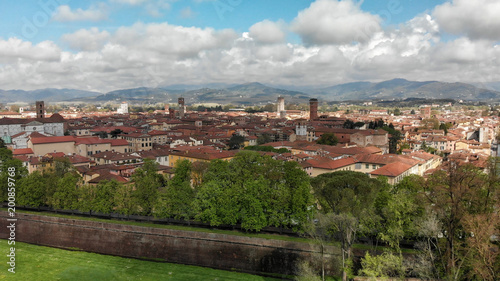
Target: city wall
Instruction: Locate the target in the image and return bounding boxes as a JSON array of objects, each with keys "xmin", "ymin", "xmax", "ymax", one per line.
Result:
[{"xmin": 0, "ymin": 211, "xmax": 338, "ymax": 277}]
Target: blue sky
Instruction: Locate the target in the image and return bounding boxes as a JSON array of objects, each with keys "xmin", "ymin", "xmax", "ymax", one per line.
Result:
[
  {"xmin": 1, "ymin": 0, "xmax": 447, "ymax": 44},
  {"xmin": 0, "ymin": 0, "xmax": 498, "ymax": 92}
]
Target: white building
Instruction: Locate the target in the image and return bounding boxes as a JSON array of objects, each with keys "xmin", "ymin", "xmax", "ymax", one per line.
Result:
[
  {"xmin": 0, "ymin": 115, "xmax": 65, "ymax": 148},
  {"xmin": 117, "ymin": 102, "xmax": 129, "ymax": 114}
]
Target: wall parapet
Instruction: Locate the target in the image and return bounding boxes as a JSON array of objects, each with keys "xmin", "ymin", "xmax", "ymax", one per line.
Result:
[{"xmin": 0, "ymin": 211, "xmax": 339, "ymax": 276}]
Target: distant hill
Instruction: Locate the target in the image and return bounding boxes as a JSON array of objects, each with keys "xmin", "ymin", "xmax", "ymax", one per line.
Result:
[
  {"xmin": 84, "ymin": 87, "xmax": 183, "ymax": 103},
  {"xmin": 75, "ymin": 82, "xmax": 312, "ymax": 105},
  {"xmin": 0, "ymin": 88, "xmax": 101, "ymax": 103},
  {"xmin": 313, "ymin": 78, "xmax": 500, "ymax": 101},
  {"xmin": 1, "ymin": 79, "xmax": 499, "ymax": 104}
]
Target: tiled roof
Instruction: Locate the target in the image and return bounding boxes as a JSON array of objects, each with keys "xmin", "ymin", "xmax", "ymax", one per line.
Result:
[
  {"xmin": 30, "ymin": 136, "xmax": 76, "ymax": 144},
  {"xmin": 13, "ymin": 155, "xmax": 29, "ymax": 162},
  {"xmin": 370, "ymin": 162, "xmax": 413, "ymax": 177},
  {"xmin": 88, "ymin": 173, "xmax": 128, "ymax": 184},
  {"xmin": 74, "ymin": 137, "xmax": 112, "ymax": 145},
  {"xmin": 46, "ymin": 152, "xmax": 65, "ymax": 158},
  {"xmin": 92, "ymin": 151, "xmax": 141, "ymax": 161},
  {"xmin": 305, "ymin": 157, "xmax": 357, "ymax": 170},
  {"xmin": 67, "ymin": 154, "xmax": 93, "ymax": 164},
  {"xmin": 12, "ymin": 148, "xmax": 34, "ymax": 155}
]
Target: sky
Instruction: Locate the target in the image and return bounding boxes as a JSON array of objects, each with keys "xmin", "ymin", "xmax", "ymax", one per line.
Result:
[{"xmin": 0, "ymin": 0, "xmax": 499, "ymax": 92}]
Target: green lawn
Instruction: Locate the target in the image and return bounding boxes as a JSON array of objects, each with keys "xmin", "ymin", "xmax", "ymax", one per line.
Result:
[{"xmin": 0, "ymin": 240, "xmax": 282, "ymax": 281}]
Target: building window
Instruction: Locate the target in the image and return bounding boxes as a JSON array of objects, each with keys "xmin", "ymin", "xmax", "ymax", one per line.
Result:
[
  {"xmin": 365, "ymin": 164, "xmax": 369, "ymax": 169},
  {"xmin": 355, "ymin": 163, "xmax": 361, "ymax": 169},
  {"xmin": 372, "ymin": 164, "xmax": 376, "ymax": 169}
]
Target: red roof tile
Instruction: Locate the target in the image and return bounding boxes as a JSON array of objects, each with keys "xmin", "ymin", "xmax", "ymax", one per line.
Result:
[
  {"xmin": 30, "ymin": 136, "xmax": 76, "ymax": 144},
  {"xmin": 12, "ymin": 148, "xmax": 34, "ymax": 155},
  {"xmin": 88, "ymin": 173, "xmax": 128, "ymax": 184},
  {"xmin": 370, "ymin": 162, "xmax": 413, "ymax": 177},
  {"xmin": 305, "ymin": 157, "xmax": 357, "ymax": 170}
]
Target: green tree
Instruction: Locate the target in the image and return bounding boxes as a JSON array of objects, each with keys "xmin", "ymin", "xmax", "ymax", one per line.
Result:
[
  {"xmin": 302, "ymin": 213, "xmax": 336, "ymax": 281},
  {"xmin": 311, "ymin": 171, "xmax": 383, "ymax": 278},
  {"xmin": 439, "ymin": 123, "xmax": 449, "ymax": 135},
  {"xmin": 155, "ymin": 160, "xmax": 195, "ymax": 220},
  {"xmin": 51, "ymin": 173, "xmax": 81, "ymax": 210},
  {"xmin": 424, "ymin": 162, "xmax": 499, "ymax": 280},
  {"xmin": 257, "ymin": 133, "xmax": 272, "ymax": 145},
  {"xmin": 343, "ymin": 119, "xmax": 355, "ymax": 129},
  {"xmin": 316, "ymin": 133, "xmax": 338, "ymax": 146},
  {"xmin": 381, "ymin": 126, "xmax": 402, "ymax": 154},
  {"xmin": 360, "ymin": 252, "xmax": 405, "ymax": 279},
  {"xmin": 110, "ymin": 129, "xmax": 123, "ymax": 139},
  {"xmin": 77, "ymin": 184, "xmax": 94, "ymax": 212},
  {"xmin": 421, "ymin": 118, "xmax": 440, "ymax": 130},
  {"xmin": 92, "ymin": 180, "xmax": 120, "ymax": 214},
  {"xmin": 0, "ymin": 157, "xmax": 28, "ymax": 202},
  {"xmin": 311, "ymin": 171, "xmax": 380, "ymax": 220},
  {"xmin": 17, "ymin": 171, "xmax": 46, "ymax": 208},
  {"xmin": 374, "ymin": 183, "xmax": 424, "ymax": 251},
  {"xmin": 193, "ymin": 179, "xmax": 240, "ymax": 226},
  {"xmin": 114, "ymin": 183, "xmax": 135, "ymax": 215},
  {"xmin": 239, "ymin": 177, "xmax": 269, "ymax": 231},
  {"xmin": 193, "ymin": 151, "xmax": 313, "ymax": 231},
  {"xmin": 53, "ymin": 158, "xmax": 74, "ymax": 178},
  {"xmin": 330, "ymin": 213, "xmax": 359, "ymax": 281},
  {"xmin": 132, "ymin": 159, "xmax": 164, "ymax": 215},
  {"xmin": 228, "ymin": 134, "xmax": 245, "ymax": 150}
]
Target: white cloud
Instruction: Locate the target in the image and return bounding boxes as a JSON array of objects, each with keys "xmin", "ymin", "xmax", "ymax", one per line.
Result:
[
  {"xmin": 291, "ymin": 0, "xmax": 382, "ymax": 45},
  {"xmin": 111, "ymin": 0, "xmax": 176, "ymax": 17},
  {"xmin": 2, "ymin": 8, "xmax": 500, "ymax": 93},
  {"xmin": 52, "ymin": 4, "xmax": 108, "ymax": 22},
  {"xmin": 0, "ymin": 38, "xmax": 61, "ymax": 63},
  {"xmin": 111, "ymin": 0, "xmax": 148, "ymax": 4},
  {"xmin": 110, "ymin": 22, "xmax": 237, "ymax": 58},
  {"xmin": 62, "ymin": 28, "xmax": 110, "ymax": 51},
  {"xmin": 433, "ymin": 0, "xmax": 500, "ymax": 40},
  {"xmin": 249, "ymin": 20, "xmax": 286, "ymax": 44}
]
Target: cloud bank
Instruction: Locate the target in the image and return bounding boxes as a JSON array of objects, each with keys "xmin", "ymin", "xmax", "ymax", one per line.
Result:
[{"xmin": 0, "ymin": 0, "xmax": 499, "ymax": 92}]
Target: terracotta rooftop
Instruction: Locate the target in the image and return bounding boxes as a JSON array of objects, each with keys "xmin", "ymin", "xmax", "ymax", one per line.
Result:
[
  {"xmin": 12, "ymin": 148, "xmax": 34, "ymax": 155},
  {"xmin": 305, "ymin": 157, "xmax": 357, "ymax": 170},
  {"xmin": 30, "ymin": 136, "xmax": 76, "ymax": 144},
  {"xmin": 88, "ymin": 173, "xmax": 128, "ymax": 184},
  {"xmin": 370, "ymin": 162, "xmax": 413, "ymax": 177}
]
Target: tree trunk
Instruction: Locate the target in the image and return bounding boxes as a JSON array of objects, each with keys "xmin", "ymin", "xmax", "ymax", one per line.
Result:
[{"xmin": 321, "ymin": 244, "xmax": 325, "ymax": 281}]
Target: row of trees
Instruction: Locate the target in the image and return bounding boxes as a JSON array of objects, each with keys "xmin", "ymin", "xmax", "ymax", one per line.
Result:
[
  {"xmin": 305, "ymin": 158, "xmax": 499, "ymax": 281},
  {"xmin": 6, "ymin": 151, "xmax": 314, "ymax": 232}
]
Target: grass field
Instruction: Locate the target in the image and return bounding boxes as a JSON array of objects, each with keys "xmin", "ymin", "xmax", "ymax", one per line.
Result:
[{"xmin": 0, "ymin": 240, "xmax": 282, "ymax": 281}]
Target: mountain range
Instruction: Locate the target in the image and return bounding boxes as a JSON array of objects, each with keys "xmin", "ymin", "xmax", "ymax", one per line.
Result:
[
  {"xmin": 1, "ymin": 79, "xmax": 500, "ymax": 105},
  {"xmin": 312, "ymin": 78, "xmax": 500, "ymax": 101}
]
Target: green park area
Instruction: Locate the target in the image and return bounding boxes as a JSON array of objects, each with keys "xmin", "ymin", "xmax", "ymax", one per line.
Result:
[{"xmin": 0, "ymin": 240, "xmax": 280, "ymax": 281}]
